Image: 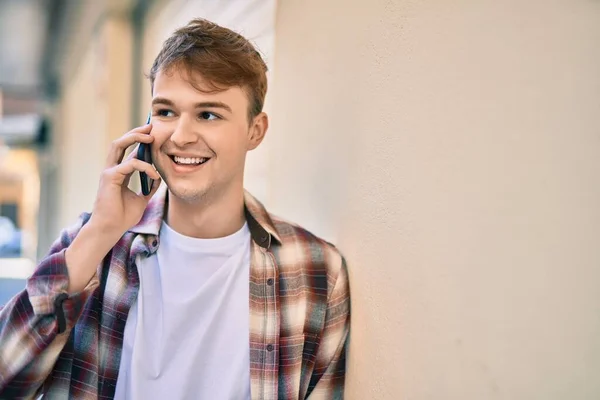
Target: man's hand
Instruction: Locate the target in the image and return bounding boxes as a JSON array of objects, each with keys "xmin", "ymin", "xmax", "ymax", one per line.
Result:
[
  {"xmin": 65, "ymin": 123, "xmax": 161, "ymax": 294},
  {"xmin": 90, "ymin": 123, "xmax": 161, "ymax": 234}
]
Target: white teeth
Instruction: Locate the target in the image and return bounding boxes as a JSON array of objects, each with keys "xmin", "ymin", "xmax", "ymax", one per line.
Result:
[{"xmin": 174, "ymin": 156, "xmax": 207, "ymax": 165}]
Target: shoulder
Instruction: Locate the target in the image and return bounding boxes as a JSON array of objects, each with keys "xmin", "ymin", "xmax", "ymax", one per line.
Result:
[{"xmin": 268, "ymin": 213, "xmax": 347, "ymax": 286}]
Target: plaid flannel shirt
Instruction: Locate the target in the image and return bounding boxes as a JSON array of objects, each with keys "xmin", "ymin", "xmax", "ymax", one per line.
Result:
[{"xmin": 0, "ymin": 186, "xmax": 350, "ymax": 399}]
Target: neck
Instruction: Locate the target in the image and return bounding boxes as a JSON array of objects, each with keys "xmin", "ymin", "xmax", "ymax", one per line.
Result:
[{"xmin": 165, "ymin": 187, "xmax": 246, "ymax": 239}]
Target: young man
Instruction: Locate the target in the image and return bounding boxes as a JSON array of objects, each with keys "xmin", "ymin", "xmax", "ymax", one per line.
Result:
[{"xmin": 0, "ymin": 18, "xmax": 350, "ymax": 400}]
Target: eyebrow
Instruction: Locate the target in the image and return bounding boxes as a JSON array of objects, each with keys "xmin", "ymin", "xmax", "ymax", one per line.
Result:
[{"xmin": 151, "ymin": 97, "xmax": 232, "ymax": 113}]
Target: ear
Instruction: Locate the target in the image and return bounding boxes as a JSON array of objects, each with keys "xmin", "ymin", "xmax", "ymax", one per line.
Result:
[{"xmin": 247, "ymin": 112, "xmax": 269, "ymax": 151}]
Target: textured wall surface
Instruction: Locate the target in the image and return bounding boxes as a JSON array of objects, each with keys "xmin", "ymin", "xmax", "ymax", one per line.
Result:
[{"xmin": 271, "ymin": 1, "xmax": 600, "ymax": 398}]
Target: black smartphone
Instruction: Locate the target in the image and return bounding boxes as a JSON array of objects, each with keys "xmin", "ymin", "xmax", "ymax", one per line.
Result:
[{"xmin": 137, "ymin": 113, "xmax": 153, "ymax": 195}]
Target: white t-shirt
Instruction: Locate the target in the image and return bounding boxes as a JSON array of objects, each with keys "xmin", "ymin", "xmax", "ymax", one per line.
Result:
[{"xmin": 114, "ymin": 220, "xmax": 252, "ymax": 400}]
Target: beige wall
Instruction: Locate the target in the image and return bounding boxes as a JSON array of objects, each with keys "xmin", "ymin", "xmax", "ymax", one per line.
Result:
[
  {"xmin": 57, "ymin": 11, "xmax": 134, "ymax": 229},
  {"xmin": 270, "ymin": 0, "xmax": 600, "ymax": 398},
  {"xmin": 59, "ymin": 36, "xmax": 106, "ymax": 227}
]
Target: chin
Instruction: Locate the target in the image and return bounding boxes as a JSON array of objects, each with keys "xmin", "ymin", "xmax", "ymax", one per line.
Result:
[{"xmin": 166, "ymin": 181, "xmax": 211, "ymax": 203}]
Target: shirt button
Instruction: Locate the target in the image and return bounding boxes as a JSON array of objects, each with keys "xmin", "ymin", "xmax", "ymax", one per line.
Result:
[
  {"xmin": 267, "ymin": 278, "xmax": 274, "ymax": 286},
  {"xmin": 266, "ymin": 344, "xmax": 274, "ymax": 352}
]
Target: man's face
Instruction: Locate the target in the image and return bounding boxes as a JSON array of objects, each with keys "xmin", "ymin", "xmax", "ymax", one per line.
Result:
[{"xmin": 150, "ymin": 67, "xmax": 266, "ymax": 204}]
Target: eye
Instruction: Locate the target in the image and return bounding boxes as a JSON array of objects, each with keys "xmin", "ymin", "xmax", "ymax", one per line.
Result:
[
  {"xmin": 156, "ymin": 109, "xmax": 175, "ymax": 117},
  {"xmin": 199, "ymin": 111, "xmax": 220, "ymax": 121}
]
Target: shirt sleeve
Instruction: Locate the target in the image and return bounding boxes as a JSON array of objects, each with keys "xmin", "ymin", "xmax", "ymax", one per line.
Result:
[
  {"xmin": 0, "ymin": 212, "xmax": 100, "ymax": 398},
  {"xmin": 306, "ymin": 255, "xmax": 351, "ymax": 400}
]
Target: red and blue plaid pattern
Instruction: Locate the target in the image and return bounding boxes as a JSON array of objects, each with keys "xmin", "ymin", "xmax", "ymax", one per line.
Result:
[{"xmin": 0, "ymin": 185, "xmax": 350, "ymax": 399}]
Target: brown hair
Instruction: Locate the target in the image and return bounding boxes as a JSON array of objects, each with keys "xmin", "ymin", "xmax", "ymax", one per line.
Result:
[{"xmin": 149, "ymin": 18, "xmax": 268, "ymax": 121}]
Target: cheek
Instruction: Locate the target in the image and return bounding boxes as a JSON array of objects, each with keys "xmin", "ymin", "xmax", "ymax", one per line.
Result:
[
  {"xmin": 210, "ymin": 127, "xmax": 250, "ymax": 158},
  {"xmin": 150, "ymin": 126, "xmax": 172, "ymax": 151}
]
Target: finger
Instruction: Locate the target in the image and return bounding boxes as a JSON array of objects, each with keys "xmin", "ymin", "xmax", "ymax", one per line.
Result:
[
  {"xmin": 105, "ymin": 125, "xmax": 153, "ymax": 167},
  {"xmin": 123, "ymin": 146, "xmax": 150, "ymax": 186},
  {"xmin": 116, "ymin": 158, "xmax": 160, "ymax": 179},
  {"xmin": 108, "ymin": 130, "xmax": 154, "ymax": 166},
  {"xmin": 108, "ymin": 158, "xmax": 160, "ymax": 186},
  {"xmin": 129, "ymin": 123, "xmax": 153, "ymax": 134},
  {"xmin": 124, "ymin": 172, "xmax": 132, "ymax": 188}
]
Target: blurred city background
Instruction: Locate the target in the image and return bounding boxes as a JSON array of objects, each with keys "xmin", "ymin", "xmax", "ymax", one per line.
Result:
[
  {"xmin": 1, "ymin": 0, "xmax": 600, "ymax": 398},
  {"xmin": 0, "ymin": 0, "xmax": 277, "ymax": 302}
]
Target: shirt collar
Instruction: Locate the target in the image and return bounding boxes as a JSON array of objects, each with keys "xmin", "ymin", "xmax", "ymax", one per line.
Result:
[{"xmin": 128, "ymin": 184, "xmax": 281, "ymax": 249}]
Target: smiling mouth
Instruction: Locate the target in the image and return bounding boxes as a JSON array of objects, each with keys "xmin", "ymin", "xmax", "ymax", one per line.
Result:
[{"xmin": 170, "ymin": 155, "xmax": 210, "ymax": 166}]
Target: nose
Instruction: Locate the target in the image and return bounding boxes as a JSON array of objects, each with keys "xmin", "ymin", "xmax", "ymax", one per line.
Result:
[{"xmin": 170, "ymin": 115, "xmax": 198, "ymax": 147}]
